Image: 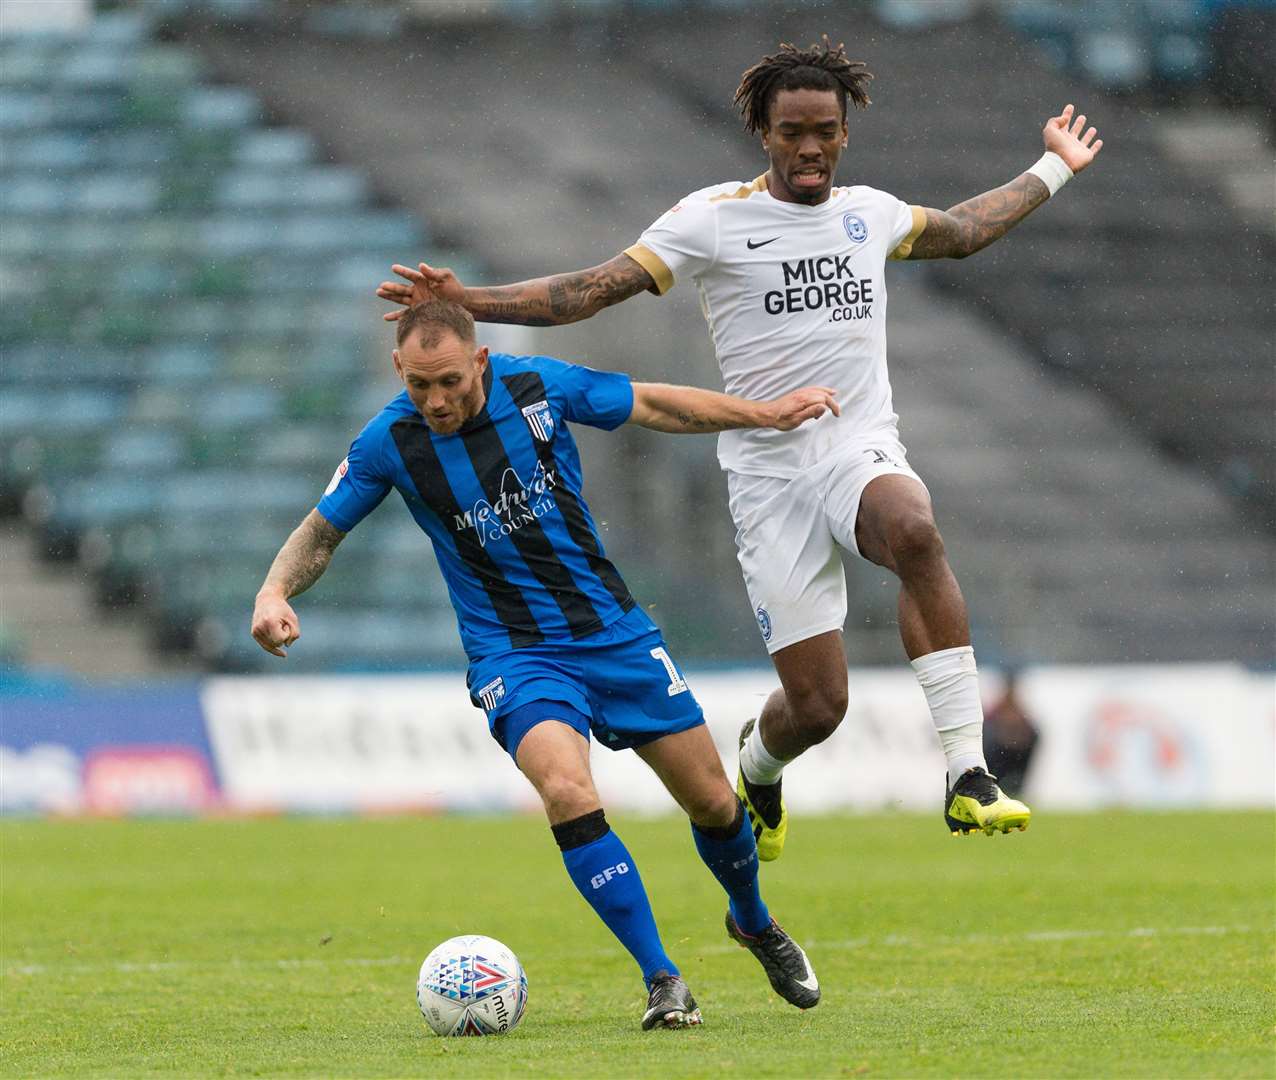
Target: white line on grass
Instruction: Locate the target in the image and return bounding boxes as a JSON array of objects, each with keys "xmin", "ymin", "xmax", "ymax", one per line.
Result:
[
  {"xmin": 702, "ymin": 923, "xmax": 1258, "ymax": 956},
  {"xmin": 2, "ymin": 925, "xmax": 1260, "ymax": 978},
  {"xmin": 3, "ymin": 955, "xmax": 416, "ymax": 978}
]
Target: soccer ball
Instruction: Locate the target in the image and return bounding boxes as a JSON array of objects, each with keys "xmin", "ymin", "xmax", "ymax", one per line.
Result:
[{"xmin": 416, "ymin": 935, "xmax": 528, "ymax": 1036}]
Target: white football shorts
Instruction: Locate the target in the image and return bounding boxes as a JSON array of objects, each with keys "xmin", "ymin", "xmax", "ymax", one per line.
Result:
[{"xmin": 727, "ymin": 429, "xmax": 927, "ymax": 654}]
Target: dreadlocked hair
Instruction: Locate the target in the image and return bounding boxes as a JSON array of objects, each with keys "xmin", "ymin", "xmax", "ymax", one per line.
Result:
[{"xmin": 734, "ymin": 36, "xmax": 873, "ymax": 134}]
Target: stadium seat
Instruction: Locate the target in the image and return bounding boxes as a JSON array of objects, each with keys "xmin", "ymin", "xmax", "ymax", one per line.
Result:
[
  {"xmin": 234, "ymin": 128, "xmax": 316, "ymax": 167},
  {"xmin": 134, "ymin": 46, "xmax": 201, "ymax": 87},
  {"xmin": 0, "ymin": 90, "xmax": 56, "ymax": 131},
  {"xmin": 102, "ymin": 430, "xmax": 186, "ymax": 473},
  {"xmin": 4, "ymin": 132, "xmax": 93, "ymax": 168},
  {"xmin": 302, "ymin": 4, "xmax": 404, "ymax": 40},
  {"xmin": 181, "ymin": 87, "xmax": 260, "ymax": 130},
  {"xmin": 1, "ymin": 390, "xmax": 124, "ymax": 437},
  {"xmin": 874, "ymin": 0, "xmax": 977, "ymax": 30},
  {"xmin": 79, "ymin": 174, "xmax": 162, "ymax": 214},
  {"xmin": 1155, "ymin": 34, "xmax": 1209, "ymax": 83},
  {"xmin": 1, "ymin": 177, "xmax": 67, "ymax": 214},
  {"xmin": 215, "ymin": 167, "xmax": 367, "ymax": 210},
  {"xmin": 190, "ymin": 386, "xmax": 285, "ymax": 431},
  {"xmin": 1077, "ymin": 31, "xmax": 1152, "ymax": 89},
  {"xmin": 61, "ymin": 48, "xmax": 135, "ymax": 88},
  {"xmin": 48, "ymin": 476, "xmax": 161, "ymax": 533},
  {"xmin": 89, "ymin": 9, "xmax": 152, "ymax": 45}
]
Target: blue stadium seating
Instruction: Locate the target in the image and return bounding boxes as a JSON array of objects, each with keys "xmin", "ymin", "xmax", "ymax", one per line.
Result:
[
  {"xmin": 0, "ymin": 12, "xmax": 463, "ymax": 671},
  {"xmin": 1002, "ymin": 0, "xmax": 1215, "ymax": 88}
]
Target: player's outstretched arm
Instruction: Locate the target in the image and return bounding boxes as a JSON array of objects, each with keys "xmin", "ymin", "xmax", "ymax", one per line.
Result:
[
  {"xmin": 628, "ymin": 383, "xmax": 840, "ymax": 434},
  {"xmin": 250, "ymin": 509, "xmax": 346, "ymax": 657},
  {"xmin": 907, "ymin": 103, "xmax": 1103, "ymax": 260},
  {"xmin": 376, "ymin": 253, "xmax": 655, "ymax": 326}
]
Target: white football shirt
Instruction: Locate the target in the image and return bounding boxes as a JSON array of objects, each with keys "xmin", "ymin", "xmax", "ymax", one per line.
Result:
[{"xmin": 625, "ymin": 175, "xmax": 925, "ymax": 478}]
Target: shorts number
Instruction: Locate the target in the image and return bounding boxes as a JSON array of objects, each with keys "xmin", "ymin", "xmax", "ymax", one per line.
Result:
[{"xmin": 650, "ymin": 647, "xmax": 689, "ymax": 697}]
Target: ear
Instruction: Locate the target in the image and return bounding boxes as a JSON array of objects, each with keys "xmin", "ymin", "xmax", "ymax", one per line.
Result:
[
  {"xmin": 392, "ymin": 348, "xmax": 404, "ymax": 381},
  {"xmin": 841, "ymin": 118, "xmax": 849, "ymax": 148},
  {"xmin": 474, "ymin": 346, "xmax": 489, "ymax": 373}
]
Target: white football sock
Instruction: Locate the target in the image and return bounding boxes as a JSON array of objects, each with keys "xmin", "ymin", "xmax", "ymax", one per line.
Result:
[
  {"xmin": 739, "ymin": 719, "xmax": 788, "ymax": 786},
  {"xmin": 911, "ymin": 645, "xmax": 988, "ymax": 788}
]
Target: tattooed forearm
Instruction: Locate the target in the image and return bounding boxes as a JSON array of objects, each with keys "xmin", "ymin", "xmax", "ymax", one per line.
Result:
[
  {"xmin": 908, "ymin": 174, "xmax": 1050, "ymax": 260},
  {"xmin": 464, "ymin": 254, "xmax": 654, "ymax": 325},
  {"xmin": 466, "ymin": 290, "xmax": 558, "ymax": 326},
  {"xmin": 546, "ymin": 277, "xmax": 569, "ymax": 317},
  {"xmin": 630, "ymin": 383, "xmax": 763, "ymax": 434},
  {"xmin": 674, "ymin": 410, "xmax": 715, "ymax": 431},
  {"xmin": 259, "ymin": 510, "xmax": 345, "ymax": 599}
]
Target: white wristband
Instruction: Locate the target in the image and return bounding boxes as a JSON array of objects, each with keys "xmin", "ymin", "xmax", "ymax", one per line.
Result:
[{"xmin": 1026, "ymin": 151, "xmax": 1073, "ymax": 197}]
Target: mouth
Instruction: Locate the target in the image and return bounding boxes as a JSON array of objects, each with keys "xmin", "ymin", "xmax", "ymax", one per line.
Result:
[{"xmin": 790, "ymin": 165, "xmax": 827, "ymax": 190}]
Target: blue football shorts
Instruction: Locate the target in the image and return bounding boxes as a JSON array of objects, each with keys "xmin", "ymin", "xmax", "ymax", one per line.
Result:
[{"xmin": 468, "ymin": 606, "xmax": 706, "ymax": 760}]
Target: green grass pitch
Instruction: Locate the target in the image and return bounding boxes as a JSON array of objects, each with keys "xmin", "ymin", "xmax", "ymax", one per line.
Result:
[{"xmin": 3, "ymin": 811, "xmax": 1272, "ymax": 1078}]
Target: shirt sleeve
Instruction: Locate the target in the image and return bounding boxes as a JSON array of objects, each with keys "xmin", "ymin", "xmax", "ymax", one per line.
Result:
[
  {"xmin": 315, "ymin": 423, "xmax": 392, "ymax": 532},
  {"xmin": 887, "ymin": 198, "xmax": 927, "ymax": 260},
  {"xmin": 539, "ymin": 356, "xmax": 635, "ymax": 431},
  {"xmin": 622, "ymin": 195, "xmax": 717, "ymax": 296}
]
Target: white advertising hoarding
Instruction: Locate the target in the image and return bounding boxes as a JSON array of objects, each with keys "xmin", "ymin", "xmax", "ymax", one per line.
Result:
[{"xmin": 201, "ymin": 665, "xmax": 1274, "ymax": 815}]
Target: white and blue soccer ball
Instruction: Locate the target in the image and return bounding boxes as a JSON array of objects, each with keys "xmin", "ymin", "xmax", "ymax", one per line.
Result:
[{"xmin": 416, "ymin": 934, "xmax": 528, "ymax": 1036}]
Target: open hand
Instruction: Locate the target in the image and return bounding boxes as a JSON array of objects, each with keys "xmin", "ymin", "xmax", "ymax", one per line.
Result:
[
  {"xmin": 251, "ymin": 592, "xmax": 300, "ymax": 657},
  {"xmin": 376, "ymin": 262, "xmax": 468, "ymax": 322},
  {"xmin": 768, "ymin": 386, "xmax": 840, "ymax": 431},
  {"xmin": 1043, "ymin": 104, "xmax": 1103, "ymax": 174}
]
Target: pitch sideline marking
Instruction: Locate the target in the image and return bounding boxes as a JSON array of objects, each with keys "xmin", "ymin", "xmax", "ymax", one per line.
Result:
[
  {"xmin": 2, "ymin": 925, "xmax": 1261, "ymax": 979},
  {"xmin": 3, "ymin": 955, "xmax": 416, "ymax": 978},
  {"xmin": 742, "ymin": 923, "xmax": 1259, "ymax": 956}
]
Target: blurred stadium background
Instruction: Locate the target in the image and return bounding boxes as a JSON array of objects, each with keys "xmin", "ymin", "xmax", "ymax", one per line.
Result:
[
  {"xmin": 2, "ymin": 6, "xmax": 1274, "ymax": 1077},
  {"xmin": 0, "ymin": 0, "xmax": 1272, "ymax": 818}
]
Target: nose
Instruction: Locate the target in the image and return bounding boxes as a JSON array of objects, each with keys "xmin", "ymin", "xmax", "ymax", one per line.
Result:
[{"xmin": 797, "ymin": 135, "xmax": 823, "ymax": 160}]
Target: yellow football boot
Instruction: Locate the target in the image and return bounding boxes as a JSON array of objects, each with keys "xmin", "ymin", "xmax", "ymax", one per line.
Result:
[
  {"xmin": 944, "ymin": 767, "xmax": 1031, "ymax": 836},
  {"xmin": 737, "ymin": 718, "xmax": 788, "ymax": 861}
]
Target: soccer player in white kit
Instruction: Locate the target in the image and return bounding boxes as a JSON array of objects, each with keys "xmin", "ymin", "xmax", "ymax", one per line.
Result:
[{"xmin": 378, "ymin": 39, "xmax": 1103, "ymax": 856}]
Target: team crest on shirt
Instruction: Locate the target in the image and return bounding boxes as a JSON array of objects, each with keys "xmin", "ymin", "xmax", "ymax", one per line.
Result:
[
  {"xmin": 842, "ymin": 214, "xmax": 868, "ymax": 244},
  {"xmin": 520, "ymin": 400, "xmax": 555, "ymax": 442},
  {"xmin": 477, "ymin": 676, "xmax": 505, "ymax": 712}
]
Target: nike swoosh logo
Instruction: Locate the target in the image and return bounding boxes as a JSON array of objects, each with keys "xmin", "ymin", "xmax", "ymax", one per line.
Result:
[
  {"xmin": 746, "ymin": 236, "xmax": 781, "ymax": 249},
  {"xmin": 795, "ymin": 952, "xmax": 819, "ymax": 992}
]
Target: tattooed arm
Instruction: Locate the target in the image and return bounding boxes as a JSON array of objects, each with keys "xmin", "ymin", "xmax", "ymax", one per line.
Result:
[
  {"xmin": 376, "ymin": 253, "xmax": 654, "ymax": 326},
  {"xmin": 906, "ymin": 103, "xmax": 1103, "ymax": 261},
  {"xmin": 905, "ymin": 174, "xmax": 1051, "ymax": 260},
  {"xmin": 628, "ymin": 382, "xmax": 840, "ymax": 434},
  {"xmin": 250, "ymin": 509, "xmax": 346, "ymax": 657}
]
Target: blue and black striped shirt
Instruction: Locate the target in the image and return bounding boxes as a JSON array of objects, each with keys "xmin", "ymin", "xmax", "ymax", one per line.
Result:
[{"xmin": 317, "ymin": 353, "xmax": 643, "ymax": 661}]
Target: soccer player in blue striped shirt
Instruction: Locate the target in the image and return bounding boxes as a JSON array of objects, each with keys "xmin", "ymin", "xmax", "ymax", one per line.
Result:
[{"xmin": 251, "ymin": 300, "xmax": 838, "ymax": 1030}]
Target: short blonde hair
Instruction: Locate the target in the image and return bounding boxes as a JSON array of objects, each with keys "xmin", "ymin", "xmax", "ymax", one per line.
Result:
[{"xmin": 395, "ymin": 299, "xmax": 476, "ymax": 349}]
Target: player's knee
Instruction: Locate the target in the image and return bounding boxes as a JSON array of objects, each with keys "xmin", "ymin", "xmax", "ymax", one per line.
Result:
[
  {"xmin": 888, "ymin": 513, "xmax": 946, "ymax": 570},
  {"xmin": 789, "ymin": 684, "xmax": 849, "ymax": 745},
  {"xmin": 685, "ymin": 781, "xmax": 740, "ymax": 830},
  {"xmin": 536, "ymin": 772, "xmax": 598, "ymax": 820}
]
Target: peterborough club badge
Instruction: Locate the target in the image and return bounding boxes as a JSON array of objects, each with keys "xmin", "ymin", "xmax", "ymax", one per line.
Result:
[{"xmin": 842, "ymin": 213, "xmax": 868, "ymax": 244}]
